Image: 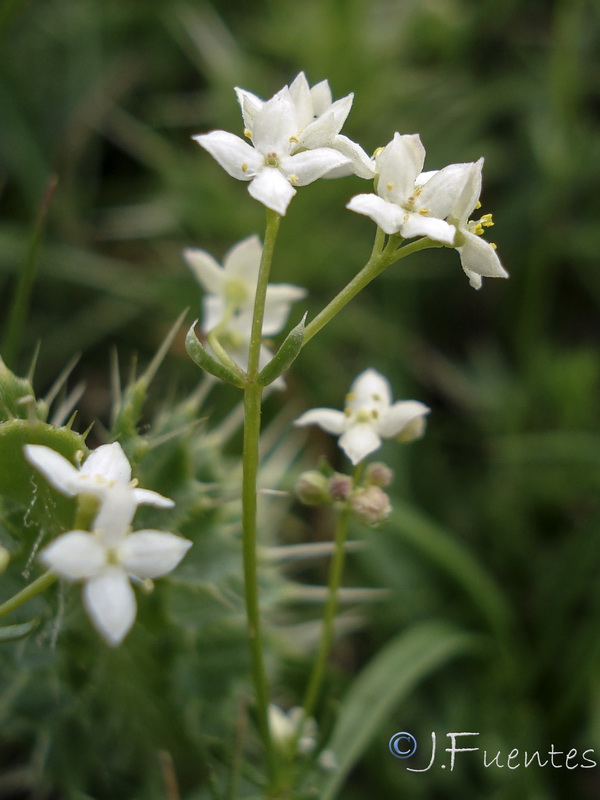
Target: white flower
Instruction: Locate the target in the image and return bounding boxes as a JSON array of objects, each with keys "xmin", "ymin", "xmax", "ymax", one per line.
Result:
[
  {"xmin": 40, "ymin": 484, "xmax": 191, "ymax": 645},
  {"xmin": 24, "ymin": 442, "xmax": 174, "ymax": 509},
  {"xmin": 268, "ymin": 704, "xmax": 317, "ymax": 755},
  {"xmin": 294, "ymin": 368, "xmax": 430, "ymax": 465},
  {"xmin": 444, "ymin": 158, "xmax": 508, "ymax": 289},
  {"xmin": 347, "ymin": 132, "xmax": 470, "ymax": 244},
  {"xmin": 236, "ymin": 72, "xmax": 375, "ymax": 179},
  {"xmin": 193, "ymin": 86, "xmax": 351, "ymax": 215},
  {"xmin": 184, "ymin": 234, "xmax": 306, "ymax": 335}
]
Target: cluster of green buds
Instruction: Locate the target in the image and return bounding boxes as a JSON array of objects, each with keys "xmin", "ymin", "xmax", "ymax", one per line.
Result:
[{"xmin": 295, "ymin": 460, "xmax": 394, "ymax": 527}]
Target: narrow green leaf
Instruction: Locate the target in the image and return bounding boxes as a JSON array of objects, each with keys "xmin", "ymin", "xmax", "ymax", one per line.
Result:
[
  {"xmin": 0, "ymin": 617, "xmax": 40, "ymax": 642},
  {"xmin": 391, "ymin": 501, "xmax": 514, "ymax": 641},
  {"xmin": 185, "ymin": 323, "xmax": 245, "ymax": 387},
  {"xmin": 321, "ymin": 621, "xmax": 480, "ymax": 800},
  {"xmin": 258, "ymin": 313, "xmax": 306, "ymax": 386}
]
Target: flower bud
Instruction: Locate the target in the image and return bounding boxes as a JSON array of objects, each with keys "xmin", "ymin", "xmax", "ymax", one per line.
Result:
[
  {"xmin": 295, "ymin": 470, "xmax": 330, "ymax": 506},
  {"xmin": 328, "ymin": 472, "xmax": 353, "ymax": 501},
  {"xmin": 364, "ymin": 461, "xmax": 394, "ymax": 488},
  {"xmin": 350, "ymin": 485, "xmax": 391, "ymax": 526}
]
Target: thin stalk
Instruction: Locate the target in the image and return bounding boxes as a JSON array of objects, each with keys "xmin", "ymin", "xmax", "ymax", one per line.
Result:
[
  {"xmin": 240, "ymin": 208, "xmax": 281, "ymax": 783},
  {"xmin": 301, "ymin": 507, "xmax": 351, "ymax": 722},
  {"xmin": 0, "ymin": 570, "xmax": 57, "ymax": 618},
  {"xmin": 303, "ymin": 236, "xmax": 439, "ymax": 345}
]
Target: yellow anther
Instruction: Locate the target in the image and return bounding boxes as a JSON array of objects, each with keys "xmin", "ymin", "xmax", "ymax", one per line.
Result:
[
  {"xmin": 475, "ymin": 200, "xmax": 482, "ymax": 209},
  {"xmin": 373, "ymin": 146, "xmax": 384, "ymax": 158},
  {"xmin": 346, "ymin": 392, "xmax": 356, "ymax": 402},
  {"xmin": 473, "ymin": 224, "xmax": 484, "ymax": 236},
  {"xmin": 414, "ymin": 185, "xmax": 423, "ymax": 197},
  {"xmin": 289, "ymin": 135, "xmax": 299, "ymax": 143},
  {"xmin": 490, "ymin": 242, "xmax": 497, "ymax": 250},
  {"xmin": 241, "ymin": 162, "xmax": 248, "ymax": 173},
  {"xmin": 244, "ymin": 128, "xmax": 253, "ymax": 139},
  {"xmin": 130, "ymin": 478, "xmax": 139, "ymax": 487},
  {"xmin": 386, "ymin": 182, "xmax": 394, "ymax": 191},
  {"xmin": 289, "ymin": 174, "xmax": 299, "ymax": 185},
  {"xmin": 481, "ymin": 213, "xmax": 494, "ymax": 227},
  {"xmin": 418, "ymin": 208, "xmax": 430, "ymax": 215}
]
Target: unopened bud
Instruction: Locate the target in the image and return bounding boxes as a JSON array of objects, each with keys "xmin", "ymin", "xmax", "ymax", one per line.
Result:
[
  {"xmin": 295, "ymin": 471, "xmax": 330, "ymax": 506},
  {"xmin": 350, "ymin": 485, "xmax": 391, "ymax": 526},
  {"xmin": 364, "ymin": 461, "xmax": 393, "ymax": 488},
  {"xmin": 328, "ymin": 472, "xmax": 353, "ymax": 501}
]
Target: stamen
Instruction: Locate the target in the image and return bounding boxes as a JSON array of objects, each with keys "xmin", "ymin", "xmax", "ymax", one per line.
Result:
[
  {"xmin": 289, "ymin": 174, "xmax": 299, "ymax": 185},
  {"xmin": 418, "ymin": 208, "xmax": 430, "ymax": 215},
  {"xmin": 289, "ymin": 135, "xmax": 299, "ymax": 143},
  {"xmin": 241, "ymin": 162, "xmax": 248, "ymax": 173},
  {"xmin": 386, "ymin": 182, "xmax": 394, "ymax": 191},
  {"xmin": 475, "ymin": 200, "xmax": 482, "ymax": 209},
  {"xmin": 244, "ymin": 128, "xmax": 253, "ymax": 139},
  {"xmin": 480, "ymin": 213, "xmax": 494, "ymax": 227}
]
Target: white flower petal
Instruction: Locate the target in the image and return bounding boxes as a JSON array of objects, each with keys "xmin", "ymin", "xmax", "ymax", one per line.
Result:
[
  {"xmin": 294, "ymin": 408, "xmax": 346, "ymax": 435},
  {"xmin": 252, "ymin": 88, "xmax": 297, "ymax": 154},
  {"xmin": 80, "ymin": 442, "xmax": 132, "ymax": 484},
  {"xmin": 378, "ymin": 133, "xmax": 425, "ymax": 204},
  {"xmin": 184, "ymin": 247, "xmax": 225, "ymax": 295},
  {"xmin": 328, "ymin": 134, "xmax": 376, "ymax": 179},
  {"xmin": 400, "ymin": 211, "xmax": 456, "ymax": 245},
  {"xmin": 288, "ymin": 72, "xmax": 313, "ymax": 128},
  {"xmin": 339, "ymin": 424, "xmax": 381, "ymax": 465},
  {"xmin": 93, "ymin": 484, "xmax": 137, "ymax": 547},
  {"xmin": 40, "ymin": 531, "xmax": 106, "ymax": 580},
  {"xmin": 132, "ymin": 488, "xmax": 175, "ymax": 509},
  {"xmin": 378, "ymin": 400, "xmax": 431, "ymax": 438},
  {"xmin": 418, "ymin": 162, "xmax": 475, "ymax": 220},
  {"xmin": 83, "ymin": 568, "xmax": 136, "ymax": 646},
  {"xmin": 248, "ymin": 168, "xmax": 296, "ymax": 215},
  {"xmin": 24, "ymin": 444, "xmax": 81, "ymax": 496},
  {"xmin": 223, "ymin": 234, "xmax": 263, "ymax": 283},
  {"xmin": 350, "ymin": 369, "xmax": 392, "ymax": 408},
  {"xmin": 262, "ymin": 284, "xmax": 307, "ymax": 336},
  {"xmin": 193, "ymin": 131, "xmax": 261, "ymax": 180},
  {"xmin": 453, "ymin": 159, "xmax": 484, "ymax": 223},
  {"xmin": 309, "ymin": 79, "xmax": 333, "ymax": 115},
  {"xmin": 282, "ymin": 148, "xmax": 350, "ymax": 186},
  {"xmin": 234, "ymin": 87, "xmax": 263, "ymax": 131},
  {"xmin": 346, "ymin": 194, "xmax": 404, "ymax": 234},
  {"xmin": 120, "ymin": 531, "xmax": 192, "ymax": 579},
  {"xmin": 458, "ymin": 233, "xmax": 508, "ymax": 281},
  {"xmin": 202, "ymin": 295, "xmax": 226, "ymax": 333}
]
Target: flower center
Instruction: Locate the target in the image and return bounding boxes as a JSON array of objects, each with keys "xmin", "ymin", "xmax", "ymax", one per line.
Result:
[{"xmin": 264, "ymin": 152, "xmax": 280, "ymax": 168}]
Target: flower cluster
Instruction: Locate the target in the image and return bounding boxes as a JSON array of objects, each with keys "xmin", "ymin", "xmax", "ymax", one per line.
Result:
[
  {"xmin": 25, "ymin": 443, "xmax": 191, "ymax": 646},
  {"xmin": 194, "ymin": 72, "xmax": 507, "ymax": 289}
]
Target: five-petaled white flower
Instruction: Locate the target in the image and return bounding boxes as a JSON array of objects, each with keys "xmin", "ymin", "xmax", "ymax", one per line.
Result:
[
  {"xmin": 184, "ymin": 234, "xmax": 306, "ymax": 335},
  {"xmin": 40, "ymin": 484, "xmax": 191, "ymax": 646},
  {"xmin": 25, "ymin": 442, "xmax": 174, "ymax": 510},
  {"xmin": 347, "ymin": 132, "xmax": 470, "ymax": 244},
  {"xmin": 236, "ymin": 72, "xmax": 375, "ymax": 180},
  {"xmin": 294, "ymin": 368, "xmax": 430, "ymax": 465},
  {"xmin": 194, "ymin": 86, "xmax": 351, "ymax": 216},
  {"xmin": 443, "ymin": 157, "xmax": 508, "ymax": 289}
]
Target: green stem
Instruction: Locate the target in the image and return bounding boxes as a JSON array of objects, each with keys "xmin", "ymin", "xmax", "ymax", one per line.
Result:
[
  {"xmin": 240, "ymin": 208, "xmax": 281, "ymax": 784},
  {"xmin": 303, "ymin": 235, "xmax": 439, "ymax": 345},
  {"xmin": 0, "ymin": 570, "xmax": 57, "ymax": 618},
  {"xmin": 301, "ymin": 507, "xmax": 352, "ymax": 722}
]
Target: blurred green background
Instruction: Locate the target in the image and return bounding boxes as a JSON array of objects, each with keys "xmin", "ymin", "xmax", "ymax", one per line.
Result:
[{"xmin": 2, "ymin": 0, "xmax": 600, "ymax": 797}]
